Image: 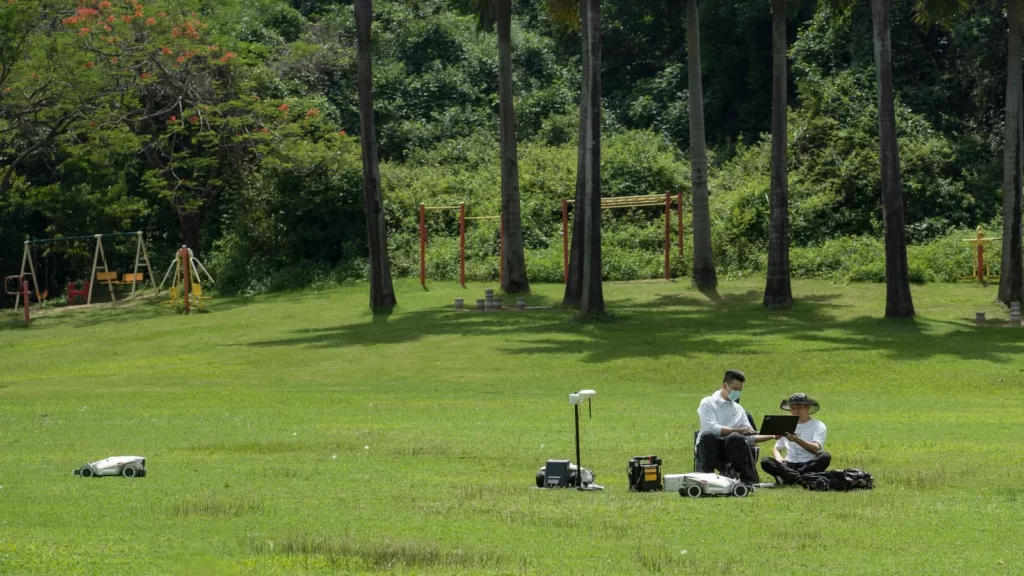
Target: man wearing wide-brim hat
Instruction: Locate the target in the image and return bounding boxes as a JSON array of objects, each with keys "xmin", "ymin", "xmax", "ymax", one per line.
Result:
[{"xmin": 760, "ymin": 393, "xmax": 831, "ymax": 485}]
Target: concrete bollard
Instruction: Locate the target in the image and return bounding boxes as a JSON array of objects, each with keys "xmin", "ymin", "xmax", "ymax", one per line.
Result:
[
  {"xmin": 516, "ymin": 297, "xmax": 526, "ymax": 310},
  {"xmin": 492, "ymin": 298, "xmax": 503, "ymax": 310},
  {"xmin": 975, "ymin": 312, "xmax": 986, "ymax": 326},
  {"xmin": 1011, "ymin": 302, "xmax": 1021, "ymax": 326},
  {"xmin": 484, "ymin": 289, "xmax": 494, "ymax": 311},
  {"xmin": 454, "ymin": 298, "xmax": 464, "ymax": 311},
  {"xmin": 476, "ymin": 299, "xmax": 485, "ymax": 311}
]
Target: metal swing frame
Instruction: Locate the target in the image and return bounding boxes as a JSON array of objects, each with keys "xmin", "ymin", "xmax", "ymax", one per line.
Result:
[{"xmin": 14, "ymin": 231, "xmax": 158, "ymax": 309}]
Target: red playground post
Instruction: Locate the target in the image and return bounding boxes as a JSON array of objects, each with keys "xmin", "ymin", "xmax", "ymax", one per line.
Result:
[
  {"xmin": 664, "ymin": 192, "xmax": 671, "ymax": 280},
  {"xmin": 677, "ymin": 191, "xmax": 684, "ymax": 256},
  {"xmin": 419, "ymin": 203, "xmax": 427, "ymax": 287},
  {"xmin": 5, "ymin": 275, "xmax": 30, "ymax": 325}
]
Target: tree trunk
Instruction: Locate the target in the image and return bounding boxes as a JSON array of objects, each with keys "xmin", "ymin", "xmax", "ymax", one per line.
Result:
[
  {"xmin": 562, "ymin": 0, "xmax": 589, "ymax": 308},
  {"xmin": 496, "ymin": 0, "xmax": 529, "ymax": 294},
  {"xmin": 355, "ymin": 0, "xmax": 397, "ymax": 310},
  {"xmin": 179, "ymin": 210, "xmax": 204, "ymax": 260},
  {"xmin": 686, "ymin": 0, "xmax": 717, "ymax": 291},
  {"xmin": 579, "ymin": 0, "xmax": 604, "ymax": 315},
  {"xmin": 1000, "ymin": 1, "xmax": 1024, "ymax": 306},
  {"xmin": 870, "ymin": 0, "xmax": 914, "ymax": 318},
  {"xmin": 763, "ymin": 0, "xmax": 792, "ymax": 309}
]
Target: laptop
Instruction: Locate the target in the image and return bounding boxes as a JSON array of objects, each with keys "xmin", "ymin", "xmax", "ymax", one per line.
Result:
[{"xmin": 758, "ymin": 415, "xmax": 799, "ymax": 436}]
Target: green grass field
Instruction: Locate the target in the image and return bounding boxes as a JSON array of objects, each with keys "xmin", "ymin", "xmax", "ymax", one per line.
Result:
[{"xmin": 1, "ymin": 278, "xmax": 1022, "ymax": 574}]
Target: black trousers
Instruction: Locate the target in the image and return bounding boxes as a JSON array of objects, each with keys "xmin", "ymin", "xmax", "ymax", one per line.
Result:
[
  {"xmin": 760, "ymin": 451, "xmax": 832, "ymax": 485},
  {"xmin": 696, "ymin": 432, "xmax": 758, "ymax": 484}
]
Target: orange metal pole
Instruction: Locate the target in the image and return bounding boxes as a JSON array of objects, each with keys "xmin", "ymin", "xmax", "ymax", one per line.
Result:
[
  {"xmin": 677, "ymin": 191, "xmax": 684, "ymax": 256},
  {"xmin": 21, "ymin": 276, "xmax": 29, "ymax": 325},
  {"xmin": 459, "ymin": 203, "xmax": 466, "ymax": 287},
  {"xmin": 419, "ymin": 203, "xmax": 426, "ymax": 287},
  {"xmin": 977, "ymin": 243, "xmax": 984, "ymax": 281},
  {"xmin": 499, "ymin": 214, "xmax": 505, "ymax": 285},
  {"xmin": 664, "ymin": 192, "xmax": 671, "ymax": 280},
  {"xmin": 562, "ymin": 199, "xmax": 569, "ymax": 284},
  {"xmin": 181, "ymin": 247, "xmax": 191, "ymax": 314}
]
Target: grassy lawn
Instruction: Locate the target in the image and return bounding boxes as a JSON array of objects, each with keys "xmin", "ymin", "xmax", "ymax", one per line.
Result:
[{"xmin": 1, "ymin": 278, "xmax": 1022, "ymax": 574}]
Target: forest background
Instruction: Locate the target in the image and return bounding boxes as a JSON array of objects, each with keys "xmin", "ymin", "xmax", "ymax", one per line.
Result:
[{"xmin": 0, "ymin": 0, "xmax": 1010, "ymax": 298}]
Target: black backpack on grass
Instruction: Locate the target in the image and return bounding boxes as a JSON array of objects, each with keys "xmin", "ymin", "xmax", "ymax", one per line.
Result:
[{"xmin": 799, "ymin": 468, "xmax": 874, "ymax": 492}]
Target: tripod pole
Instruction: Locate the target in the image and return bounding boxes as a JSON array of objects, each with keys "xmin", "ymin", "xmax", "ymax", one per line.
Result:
[{"xmin": 574, "ymin": 404, "xmax": 581, "ymax": 486}]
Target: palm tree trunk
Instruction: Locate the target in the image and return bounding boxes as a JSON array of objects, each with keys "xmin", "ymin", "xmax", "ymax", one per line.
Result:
[
  {"xmin": 764, "ymin": 0, "xmax": 792, "ymax": 309},
  {"xmin": 870, "ymin": 0, "xmax": 914, "ymax": 318},
  {"xmin": 563, "ymin": 0, "xmax": 589, "ymax": 308},
  {"xmin": 686, "ymin": 0, "xmax": 717, "ymax": 291},
  {"xmin": 355, "ymin": 0, "xmax": 397, "ymax": 310},
  {"xmin": 579, "ymin": 0, "xmax": 604, "ymax": 315},
  {"xmin": 1000, "ymin": 0, "xmax": 1024, "ymax": 305},
  {"xmin": 496, "ymin": 0, "xmax": 529, "ymax": 294}
]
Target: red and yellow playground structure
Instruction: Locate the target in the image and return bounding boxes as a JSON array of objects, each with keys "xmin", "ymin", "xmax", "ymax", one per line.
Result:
[
  {"xmin": 561, "ymin": 192, "xmax": 685, "ymax": 282},
  {"xmin": 963, "ymin": 225, "xmax": 1000, "ymax": 284},
  {"xmin": 418, "ymin": 192, "xmax": 686, "ymax": 287},
  {"xmin": 418, "ymin": 203, "xmax": 503, "ymax": 287}
]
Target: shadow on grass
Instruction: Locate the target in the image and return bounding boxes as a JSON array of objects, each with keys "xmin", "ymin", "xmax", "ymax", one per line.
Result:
[
  {"xmin": 243, "ymin": 287, "xmax": 1024, "ymax": 363},
  {"xmin": 0, "ymin": 290, "xmax": 263, "ymax": 332}
]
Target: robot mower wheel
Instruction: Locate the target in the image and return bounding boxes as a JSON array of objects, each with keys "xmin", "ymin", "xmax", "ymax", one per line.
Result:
[
  {"xmin": 685, "ymin": 484, "xmax": 703, "ymax": 498},
  {"xmin": 122, "ymin": 466, "xmax": 137, "ymax": 478},
  {"xmin": 732, "ymin": 483, "xmax": 749, "ymax": 498},
  {"xmin": 80, "ymin": 467, "xmax": 94, "ymax": 478}
]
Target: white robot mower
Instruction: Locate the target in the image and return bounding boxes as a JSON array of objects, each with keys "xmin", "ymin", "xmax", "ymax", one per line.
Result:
[
  {"xmin": 73, "ymin": 456, "xmax": 147, "ymax": 478},
  {"xmin": 677, "ymin": 473, "xmax": 750, "ymax": 498}
]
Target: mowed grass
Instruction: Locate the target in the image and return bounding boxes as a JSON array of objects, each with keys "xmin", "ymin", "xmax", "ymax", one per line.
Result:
[{"xmin": 0, "ymin": 278, "xmax": 1022, "ymax": 575}]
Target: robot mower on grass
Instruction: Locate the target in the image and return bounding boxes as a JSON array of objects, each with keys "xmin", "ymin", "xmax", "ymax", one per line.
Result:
[
  {"xmin": 73, "ymin": 456, "xmax": 147, "ymax": 478},
  {"xmin": 677, "ymin": 473, "xmax": 750, "ymax": 498}
]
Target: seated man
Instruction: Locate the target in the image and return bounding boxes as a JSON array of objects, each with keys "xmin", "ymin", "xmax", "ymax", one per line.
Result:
[
  {"xmin": 760, "ymin": 393, "xmax": 831, "ymax": 485},
  {"xmin": 696, "ymin": 369, "xmax": 776, "ymax": 484}
]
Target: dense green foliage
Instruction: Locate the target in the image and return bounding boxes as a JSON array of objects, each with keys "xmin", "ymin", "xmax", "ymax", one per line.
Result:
[
  {"xmin": 1, "ymin": 279, "xmax": 1022, "ymax": 573},
  {"xmin": 0, "ymin": 0, "xmax": 1015, "ymax": 300}
]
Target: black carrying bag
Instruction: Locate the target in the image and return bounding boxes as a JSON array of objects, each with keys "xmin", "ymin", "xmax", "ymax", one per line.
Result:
[{"xmin": 800, "ymin": 468, "xmax": 875, "ymax": 492}]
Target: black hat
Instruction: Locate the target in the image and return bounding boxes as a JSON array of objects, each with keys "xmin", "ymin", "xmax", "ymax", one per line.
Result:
[{"xmin": 780, "ymin": 393, "xmax": 820, "ymax": 415}]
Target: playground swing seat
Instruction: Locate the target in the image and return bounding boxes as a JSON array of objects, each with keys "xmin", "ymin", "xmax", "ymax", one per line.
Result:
[{"xmin": 67, "ymin": 281, "xmax": 91, "ymax": 304}]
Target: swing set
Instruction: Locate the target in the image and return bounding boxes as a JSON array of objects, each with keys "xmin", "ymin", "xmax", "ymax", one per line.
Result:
[{"xmin": 14, "ymin": 231, "xmax": 157, "ymax": 310}]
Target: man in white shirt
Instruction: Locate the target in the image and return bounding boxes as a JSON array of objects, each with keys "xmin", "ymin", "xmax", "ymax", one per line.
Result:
[
  {"xmin": 696, "ymin": 369, "xmax": 777, "ymax": 484},
  {"xmin": 760, "ymin": 393, "xmax": 831, "ymax": 485}
]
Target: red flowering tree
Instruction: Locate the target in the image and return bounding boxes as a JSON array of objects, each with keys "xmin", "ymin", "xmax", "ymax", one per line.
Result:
[
  {"xmin": 49, "ymin": 0, "xmax": 328, "ymax": 254},
  {"xmin": 1, "ymin": 0, "xmax": 117, "ymax": 194}
]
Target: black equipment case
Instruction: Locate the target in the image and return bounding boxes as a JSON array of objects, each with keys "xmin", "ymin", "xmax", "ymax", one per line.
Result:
[{"xmin": 627, "ymin": 455, "xmax": 663, "ymax": 492}]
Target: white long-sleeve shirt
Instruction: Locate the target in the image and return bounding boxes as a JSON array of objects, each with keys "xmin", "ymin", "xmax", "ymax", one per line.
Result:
[{"xmin": 697, "ymin": 390, "xmax": 754, "ymax": 445}]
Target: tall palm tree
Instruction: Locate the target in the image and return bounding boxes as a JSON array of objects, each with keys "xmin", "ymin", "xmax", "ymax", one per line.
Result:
[
  {"xmin": 472, "ymin": 0, "xmax": 530, "ymax": 293},
  {"xmin": 828, "ymin": 0, "xmax": 964, "ymax": 316},
  {"xmin": 686, "ymin": 0, "xmax": 718, "ymax": 292},
  {"xmin": 553, "ymin": 0, "xmax": 604, "ymax": 314},
  {"xmin": 1000, "ymin": 0, "xmax": 1024, "ymax": 306},
  {"xmin": 355, "ymin": 0, "xmax": 397, "ymax": 310},
  {"xmin": 763, "ymin": 0, "xmax": 792, "ymax": 308},
  {"xmin": 870, "ymin": 0, "xmax": 914, "ymax": 317}
]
